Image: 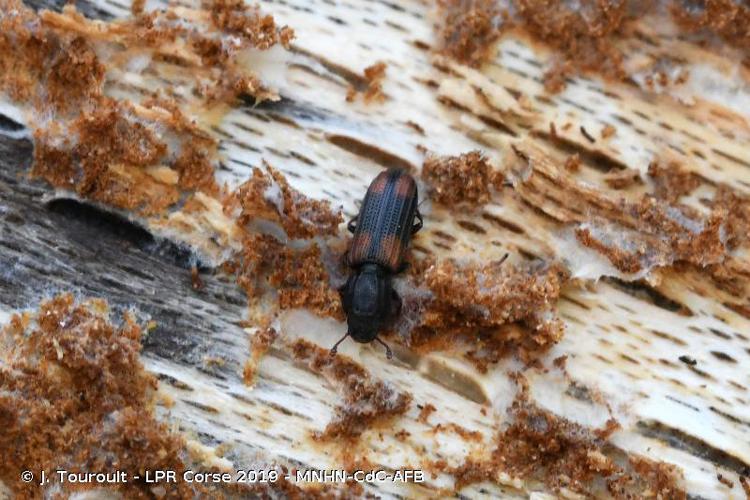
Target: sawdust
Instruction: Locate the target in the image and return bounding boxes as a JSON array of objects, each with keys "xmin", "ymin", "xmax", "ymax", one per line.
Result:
[
  {"xmin": 0, "ymin": 297, "xmax": 359, "ymax": 498},
  {"xmin": 30, "ymin": 98, "xmax": 219, "ymax": 214},
  {"xmin": 564, "ymin": 153, "xmax": 582, "ymax": 172},
  {"xmin": 233, "ymin": 233, "xmax": 343, "ymax": 320},
  {"xmin": 712, "ymin": 185, "xmax": 750, "ymax": 251},
  {"xmin": 0, "ymin": 5, "xmax": 103, "ymax": 109},
  {"xmin": 422, "ymin": 151, "xmax": 505, "ymax": 207},
  {"xmin": 346, "ymin": 62, "xmax": 387, "ymax": 103},
  {"xmin": 647, "ymin": 160, "xmax": 700, "ymax": 203},
  {"xmin": 431, "ymin": 422, "xmax": 483, "ymax": 442},
  {"xmin": 243, "ymin": 326, "xmax": 279, "ymax": 384},
  {"xmin": 515, "ymin": 0, "xmax": 632, "ymax": 92},
  {"xmin": 437, "ymin": 378, "xmax": 685, "ymax": 497},
  {"xmin": 0, "ymin": 294, "xmax": 197, "ymax": 499},
  {"xmin": 437, "ymin": 0, "xmax": 507, "ymax": 67},
  {"xmin": 0, "ymin": 0, "xmax": 290, "ymax": 215},
  {"xmin": 511, "ymin": 142, "xmax": 728, "ymax": 275},
  {"xmin": 701, "ymin": 186, "xmax": 750, "ymax": 300},
  {"xmin": 436, "ymin": 0, "xmax": 750, "ymax": 89},
  {"xmin": 224, "ymin": 166, "xmax": 343, "ymax": 385},
  {"xmin": 408, "ymin": 258, "xmax": 567, "ymax": 369},
  {"xmin": 603, "ymin": 168, "xmax": 642, "ymax": 190},
  {"xmin": 601, "ymin": 123, "xmax": 617, "ymax": 139},
  {"xmin": 574, "ymin": 197, "xmax": 727, "ymax": 275},
  {"xmin": 435, "ymin": 0, "xmax": 638, "ymax": 91},
  {"xmin": 290, "ymin": 339, "xmax": 411, "ymax": 441},
  {"xmin": 670, "ymin": 0, "xmax": 750, "ymax": 63},
  {"xmin": 230, "ymin": 163, "xmax": 342, "ymax": 240},
  {"xmin": 417, "ymin": 403, "xmax": 437, "ymax": 424},
  {"xmin": 207, "ymin": 0, "xmax": 295, "ymax": 50},
  {"xmin": 224, "ymin": 164, "xmax": 343, "ymax": 322}
]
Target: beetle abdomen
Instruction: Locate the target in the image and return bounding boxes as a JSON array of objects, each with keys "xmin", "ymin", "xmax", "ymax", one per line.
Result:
[{"xmin": 348, "ymin": 169, "xmax": 418, "ymax": 272}]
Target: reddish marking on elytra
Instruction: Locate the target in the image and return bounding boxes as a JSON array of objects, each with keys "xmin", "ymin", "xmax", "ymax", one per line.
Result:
[
  {"xmin": 379, "ymin": 234, "xmax": 402, "ymax": 270},
  {"xmin": 395, "ymin": 174, "xmax": 415, "ymax": 197},
  {"xmin": 370, "ymin": 173, "xmax": 388, "ymax": 194},
  {"xmin": 350, "ymin": 231, "xmax": 372, "ymax": 263}
]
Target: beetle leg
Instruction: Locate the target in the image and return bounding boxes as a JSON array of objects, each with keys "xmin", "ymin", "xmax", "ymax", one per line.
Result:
[
  {"xmin": 412, "ymin": 210, "xmax": 423, "ymax": 234},
  {"xmin": 375, "ymin": 337, "xmax": 393, "ymax": 360},
  {"xmin": 347, "ymin": 216, "xmax": 358, "ymax": 234},
  {"xmin": 330, "ymin": 332, "xmax": 349, "ymax": 357}
]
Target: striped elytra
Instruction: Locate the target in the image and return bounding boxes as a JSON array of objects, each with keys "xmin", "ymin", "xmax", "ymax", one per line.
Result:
[{"xmin": 347, "ymin": 169, "xmax": 419, "ymax": 273}]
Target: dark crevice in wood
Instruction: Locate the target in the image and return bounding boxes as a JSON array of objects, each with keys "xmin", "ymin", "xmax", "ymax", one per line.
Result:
[
  {"xmin": 45, "ymin": 198, "xmax": 206, "ymax": 271},
  {"xmin": 0, "ymin": 136, "xmax": 248, "ymax": 373},
  {"xmin": 604, "ymin": 277, "xmax": 693, "ymax": 317},
  {"xmin": 637, "ymin": 420, "xmax": 750, "ymax": 476},
  {"xmin": 709, "ymin": 406, "xmax": 750, "ymax": 429},
  {"xmin": 712, "ymin": 148, "xmax": 750, "ymax": 169},
  {"xmin": 481, "ymin": 212, "xmax": 525, "ymax": 234},
  {"xmin": 534, "ymin": 131, "xmax": 629, "ymax": 173},
  {"xmin": 327, "ymin": 134, "xmax": 415, "ymax": 171},
  {"xmin": 46, "ymin": 198, "xmax": 153, "ymax": 248},
  {"xmin": 23, "ymin": 0, "xmax": 114, "ymax": 20},
  {"xmin": 182, "ymin": 400, "xmax": 220, "ymax": 414},
  {"xmin": 665, "ymin": 395, "xmax": 700, "ymax": 412},
  {"xmin": 245, "ymin": 97, "xmax": 337, "ymax": 127},
  {"xmin": 290, "ymin": 46, "xmax": 368, "ymax": 89},
  {"xmin": 0, "ymin": 114, "xmax": 25, "ymax": 132},
  {"xmin": 155, "ymin": 373, "xmax": 194, "ymax": 391}
]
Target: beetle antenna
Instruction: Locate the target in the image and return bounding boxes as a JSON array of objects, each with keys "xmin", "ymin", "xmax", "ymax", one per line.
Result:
[
  {"xmin": 375, "ymin": 337, "xmax": 393, "ymax": 360},
  {"xmin": 329, "ymin": 333, "xmax": 349, "ymax": 356},
  {"xmin": 499, "ymin": 253, "xmax": 509, "ymax": 265}
]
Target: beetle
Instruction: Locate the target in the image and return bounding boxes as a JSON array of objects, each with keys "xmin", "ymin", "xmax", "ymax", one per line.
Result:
[{"xmin": 330, "ymin": 168, "xmax": 423, "ymax": 360}]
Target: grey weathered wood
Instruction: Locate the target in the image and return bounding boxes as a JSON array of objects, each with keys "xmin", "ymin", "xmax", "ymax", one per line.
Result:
[{"xmin": 0, "ymin": 133, "xmax": 248, "ymax": 378}]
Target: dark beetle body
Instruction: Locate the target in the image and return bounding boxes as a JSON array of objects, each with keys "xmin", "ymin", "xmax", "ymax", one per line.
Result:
[{"xmin": 332, "ymin": 169, "xmax": 422, "ymax": 358}]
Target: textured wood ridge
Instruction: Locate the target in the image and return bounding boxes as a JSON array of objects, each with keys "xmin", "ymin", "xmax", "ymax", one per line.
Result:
[{"xmin": 1, "ymin": 0, "xmax": 749, "ymax": 499}]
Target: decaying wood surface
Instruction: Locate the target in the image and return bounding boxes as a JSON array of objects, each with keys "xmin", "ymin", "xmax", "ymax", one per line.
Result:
[{"xmin": 1, "ymin": 0, "xmax": 749, "ymax": 498}]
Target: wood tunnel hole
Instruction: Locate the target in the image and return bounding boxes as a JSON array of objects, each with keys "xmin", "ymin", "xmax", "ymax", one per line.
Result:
[
  {"xmin": 45, "ymin": 198, "xmax": 207, "ymax": 271},
  {"xmin": 456, "ymin": 219, "xmax": 486, "ymax": 234},
  {"xmin": 535, "ymin": 131, "xmax": 629, "ymax": 173},
  {"xmin": 290, "ymin": 47, "xmax": 368, "ymax": 89},
  {"xmin": 0, "ymin": 114, "xmax": 25, "ymax": 132},
  {"xmin": 481, "ymin": 212, "xmax": 526, "ymax": 234}
]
